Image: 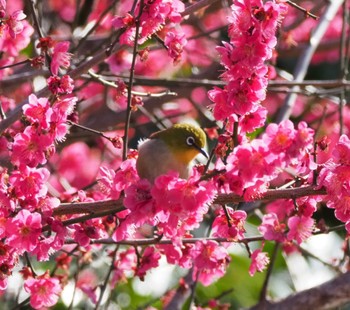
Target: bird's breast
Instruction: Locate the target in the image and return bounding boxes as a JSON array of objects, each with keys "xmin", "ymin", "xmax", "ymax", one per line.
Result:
[{"xmin": 136, "ymin": 139, "xmax": 189, "ymax": 183}]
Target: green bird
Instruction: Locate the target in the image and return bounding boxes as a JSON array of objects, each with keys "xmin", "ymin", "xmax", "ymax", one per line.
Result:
[{"xmin": 136, "ymin": 123, "xmax": 209, "ymax": 183}]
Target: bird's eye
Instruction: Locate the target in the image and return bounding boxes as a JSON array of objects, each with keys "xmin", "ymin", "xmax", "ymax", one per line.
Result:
[{"xmin": 186, "ymin": 136, "xmax": 195, "ymax": 146}]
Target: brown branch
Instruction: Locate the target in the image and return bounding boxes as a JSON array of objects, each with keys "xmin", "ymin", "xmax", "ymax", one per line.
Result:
[
  {"xmin": 249, "ymin": 272, "xmax": 350, "ymax": 310},
  {"xmin": 53, "ymin": 185, "xmax": 327, "ymax": 218},
  {"xmin": 66, "ymin": 236, "xmax": 264, "ymax": 246},
  {"xmin": 53, "ymin": 199, "xmax": 123, "ymax": 216},
  {"xmin": 286, "ymin": 0, "xmax": 319, "ymax": 20}
]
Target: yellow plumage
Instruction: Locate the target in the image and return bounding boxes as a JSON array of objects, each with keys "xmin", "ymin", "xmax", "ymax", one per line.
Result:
[{"xmin": 136, "ymin": 124, "xmax": 208, "ymax": 182}]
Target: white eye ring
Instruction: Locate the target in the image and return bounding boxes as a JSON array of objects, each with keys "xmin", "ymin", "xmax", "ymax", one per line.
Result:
[{"xmin": 186, "ymin": 136, "xmax": 195, "ymax": 146}]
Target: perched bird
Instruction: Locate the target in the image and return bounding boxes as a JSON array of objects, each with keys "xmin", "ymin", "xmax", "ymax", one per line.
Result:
[{"xmin": 136, "ymin": 123, "xmax": 209, "ymax": 183}]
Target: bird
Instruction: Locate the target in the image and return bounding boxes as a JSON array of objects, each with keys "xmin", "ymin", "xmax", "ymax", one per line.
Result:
[{"xmin": 136, "ymin": 123, "xmax": 209, "ymax": 183}]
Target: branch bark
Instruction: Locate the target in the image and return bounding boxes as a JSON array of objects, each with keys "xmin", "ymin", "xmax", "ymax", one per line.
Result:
[
  {"xmin": 249, "ymin": 272, "xmax": 350, "ymax": 310},
  {"xmin": 53, "ymin": 185, "xmax": 327, "ymax": 217}
]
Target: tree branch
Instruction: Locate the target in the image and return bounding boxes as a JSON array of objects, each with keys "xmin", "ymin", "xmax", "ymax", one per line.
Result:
[
  {"xmin": 249, "ymin": 272, "xmax": 350, "ymax": 310},
  {"xmin": 53, "ymin": 185, "xmax": 327, "ymax": 217}
]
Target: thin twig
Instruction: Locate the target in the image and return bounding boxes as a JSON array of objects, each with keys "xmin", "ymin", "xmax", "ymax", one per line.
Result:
[
  {"xmin": 27, "ymin": 0, "xmax": 44, "ymax": 38},
  {"xmin": 182, "ymin": 0, "xmax": 221, "ymax": 17},
  {"xmin": 88, "ymin": 70, "xmax": 177, "ymax": 97},
  {"xmin": 95, "ymin": 246, "xmax": 118, "ymax": 309},
  {"xmin": 286, "ymin": 0, "xmax": 319, "ymax": 20},
  {"xmin": 122, "ymin": 0, "xmax": 144, "ymax": 160}
]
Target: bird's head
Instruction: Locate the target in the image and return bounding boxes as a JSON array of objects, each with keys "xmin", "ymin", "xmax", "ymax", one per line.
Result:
[{"xmin": 150, "ymin": 123, "xmax": 209, "ymax": 165}]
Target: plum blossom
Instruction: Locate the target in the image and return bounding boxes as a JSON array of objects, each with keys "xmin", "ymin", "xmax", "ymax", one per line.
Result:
[
  {"xmin": 23, "ymin": 94, "xmax": 52, "ymax": 130},
  {"xmin": 49, "ymin": 96, "xmax": 77, "ymax": 141},
  {"xmin": 164, "ymin": 29, "xmax": 187, "ymax": 63},
  {"xmin": 191, "ymin": 240, "xmax": 229, "ymax": 286},
  {"xmin": 6, "ymin": 10, "xmax": 26, "ymax": 38},
  {"xmin": 136, "ymin": 246, "xmax": 161, "ymax": 281},
  {"xmin": 0, "ymin": 20, "xmax": 34, "ymax": 57},
  {"xmin": 211, "ymin": 208, "xmax": 247, "ymax": 240},
  {"xmin": 112, "ymin": 247, "xmax": 137, "ymax": 286},
  {"xmin": 287, "ymin": 215, "xmax": 314, "ymax": 244},
  {"xmin": 5, "ymin": 209, "xmax": 42, "ymax": 253},
  {"xmin": 47, "ymin": 74, "xmax": 74, "ymax": 95},
  {"xmin": 249, "ymin": 248, "xmax": 270, "ymax": 276},
  {"xmin": 50, "ymin": 41, "xmax": 72, "ymax": 75},
  {"xmin": 318, "ymin": 135, "xmax": 350, "ymax": 223},
  {"xmin": 11, "ymin": 126, "xmax": 54, "ymax": 168},
  {"xmin": 24, "ymin": 272, "xmax": 62, "ymax": 309},
  {"xmin": 99, "ymin": 159, "xmax": 139, "ymax": 200},
  {"xmin": 258, "ymin": 213, "xmax": 286, "ymax": 242},
  {"xmin": 208, "ymin": 0, "xmax": 287, "ymax": 121}
]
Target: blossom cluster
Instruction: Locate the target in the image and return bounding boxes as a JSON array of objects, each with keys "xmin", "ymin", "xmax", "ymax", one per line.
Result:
[
  {"xmin": 220, "ymin": 120, "xmax": 315, "ymax": 199},
  {"xmin": 99, "ymin": 163, "xmax": 233, "ymax": 285},
  {"xmin": 0, "ymin": 92, "xmax": 77, "ymax": 305},
  {"xmin": 0, "ymin": 2, "xmax": 33, "ymax": 78},
  {"xmin": 319, "ymin": 135, "xmax": 350, "ymax": 231},
  {"xmin": 208, "ymin": 0, "xmax": 287, "ymax": 124},
  {"xmin": 113, "ymin": 0, "xmax": 186, "ymax": 63}
]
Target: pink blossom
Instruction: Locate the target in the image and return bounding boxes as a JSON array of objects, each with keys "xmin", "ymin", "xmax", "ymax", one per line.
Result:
[
  {"xmin": 50, "ymin": 41, "xmax": 72, "ymax": 75},
  {"xmin": 48, "ymin": 0, "xmax": 76, "ymax": 22},
  {"xmin": 239, "ymin": 105, "xmax": 267, "ymax": 133},
  {"xmin": 106, "ymin": 50, "xmax": 133, "ymax": 74},
  {"xmin": 136, "ymin": 246, "xmax": 161, "ymax": 281},
  {"xmin": 152, "ymin": 174, "xmax": 216, "ymax": 239},
  {"xmin": 24, "ymin": 273, "xmax": 62, "ymax": 309},
  {"xmin": 0, "ymin": 241, "xmax": 18, "ymax": 290},
  {"xmin": 10, "ymin": 166, "xmax": 49, "ymax": 203},
  {"xmin": 208, "ymin": 0, "xmax": 286, "ymax": 121},
  {"xmin": 73, "ymin": 218, "xmax": 107, "ymax": 247},
  {"xmin": 47, "ymin": 74, "xmax": 74, "ymax": 95},
  {"xmin": 112, "ymin": 247, "xmax": 137, "ymax": 285},
  {"xmin": 319, "ymin": 163, "xmax": 349, "ymax": 197},
  {"xmin": 265, "ymin": 200, "xmax": 294, "ymax": 221},
  {"xmin": 328, "ymin": 196, "xmax": 350, "ymax": 223},
  {"xmin": 113, "ymin": 179, "xmax": 158, "ymax": 241},
  {"xmin": 113, "ymin": 159, "xmax": 139, "ymax": 192},
  {"xmin": 249, "ymin": 248, "xmax": 270, "ymax": 276},
  {"xmin": 6, "ymin": 10, "xmax": 26, "ymax": 38},
  {"xmin": 263, "ymin": 120, "xmax": 296, "ymax": 154},
  {"xmin": 164, "ymin": 30, "xmax": 187, "ymax": 63},
  {"xmin": 76, "ymin": 270, "xmax": 98, "ymax": 303},
  {"xmin": 11, "ymin": 126, "xmax": 55, "ymax": 167},
  {"xmin": 0, "ymin": 0, "xmax": 5, "ymax": 12},
  {"xmin": 50, "ymin": 142, "xmax": 100, "ymax": 191},
  {"xmin": 332, "ymin": 134, "xmax": 350, "ymax": 165},
  {"xmin": 32, "ymin": 219, "xmax": 66, "ymax": 261},
  {"xmin": 124, "ymin": 179, "xmax": 156, "ymax": 218},
  {"xmin": 50, "ymin": 96, "xmax": 77, "ymax": 141},
  {"xmin": 191, "ymin": 240, "xmax": 229, "ymax": 286},
  {"xmin": 287, "ymin": 215, "xmax": 314, "ymax": 244},
  {"xmin": 0, "ymin": 20, "xmax": 34, "ymax": 57},
  {"xmin": 211, "ymin": 208, "xmax": 247, "ymax": 240},
  {"xmin": 258, "ymin": 213, "xmax": 286, "ymax": 242},
  {"xmin": 100, "ymin": 159, "xmax": 139, "ymax": 202},
  {"xmin": 99, "ymin": 166, "xmax": 118, "ymax": 198},
  {"xmin": 5, "ymin": 209, "xmax": 42, "ymax": 253},
  {"xmin": 296, "ymin": 197, "xmax": 318, "ymax": 218},
  {"xmin": 23, "ymin": 94, "xmax": 52, "ymax": 130}
]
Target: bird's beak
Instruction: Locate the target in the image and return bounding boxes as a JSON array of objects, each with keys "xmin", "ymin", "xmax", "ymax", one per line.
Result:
[
  {"xmin": 193, "ymin": 143, "xmax": 209, "ymax": 159},
  {"xmin": 200, "ymin": 148, "xmax": 209, "ymax": 159}
]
